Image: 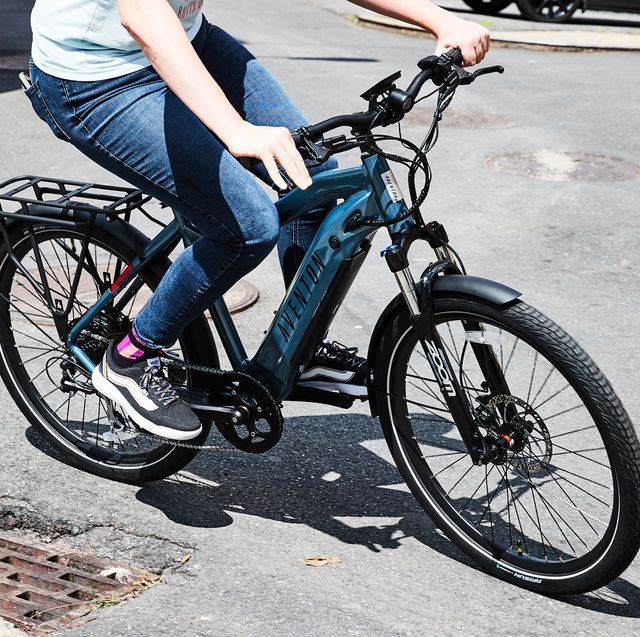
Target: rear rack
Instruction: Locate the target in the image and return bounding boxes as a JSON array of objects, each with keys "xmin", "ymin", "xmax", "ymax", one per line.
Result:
[{"xmin": 0, "ymin": 175, "xmax": 153, "ymax": 225}]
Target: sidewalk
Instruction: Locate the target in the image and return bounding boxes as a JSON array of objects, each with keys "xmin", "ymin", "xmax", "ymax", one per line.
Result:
[{"xmin": 354, "ymin": 0, "xmax": 640, "ymax": 50}]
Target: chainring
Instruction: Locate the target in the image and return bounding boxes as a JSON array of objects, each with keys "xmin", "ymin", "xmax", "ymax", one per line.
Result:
[{"xmin": 154, "ymin": 360, "xmax": 283, "ymax": 454}]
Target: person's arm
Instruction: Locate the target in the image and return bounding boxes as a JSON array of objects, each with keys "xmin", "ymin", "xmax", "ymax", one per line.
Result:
[
  {"xmin": 118, "ymin": 0, "xmax": 311, "ymax": 190},
  {"xmin": 348, "ymin": 0, "xmax": 490, "ymax": 66}
]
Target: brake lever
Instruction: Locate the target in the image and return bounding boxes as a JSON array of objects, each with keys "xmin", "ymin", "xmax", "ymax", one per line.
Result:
[
  {"xmin": 473, "ymin": 65, "xmax": 505, "ymax": 79},
  {"xmin": 458, "ymin": 64, "xmax": 505, "ymax": 85}
]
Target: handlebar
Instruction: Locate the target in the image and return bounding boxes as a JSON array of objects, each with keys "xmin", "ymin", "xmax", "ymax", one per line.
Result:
[{"xmin": 292, "ymin": 48, "xmax": 503, "ymax": 154}]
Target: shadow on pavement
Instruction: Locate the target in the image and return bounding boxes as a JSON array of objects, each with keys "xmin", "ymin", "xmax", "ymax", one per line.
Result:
[
  {"xmin": 137, "ymin": 413, "xmax": 461, "ymax": 557},
  {"xmin": 561, "ymin": 578, "xmax": 640, "ymax": 617},
  {"xmin": 24, "ymin": 410, "xmax": 640, "ymax": 619}
]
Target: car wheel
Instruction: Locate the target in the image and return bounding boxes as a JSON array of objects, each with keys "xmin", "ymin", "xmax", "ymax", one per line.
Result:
[
  {"xmin": 516, "ymin": 0, "xmax": 582, "ymax": 22},
  {"xmin": 462, "ymin": 0, "xmax": 513, "ymax": 14}
]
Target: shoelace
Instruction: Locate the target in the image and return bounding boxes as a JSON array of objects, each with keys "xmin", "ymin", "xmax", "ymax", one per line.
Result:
[
  {"xmin": 139, "ymin": 362, "xmax": 179, "ymax": 407},
  {"xmin": 316, "ymin": 341, "xmax": 364, "ymax": 370}
]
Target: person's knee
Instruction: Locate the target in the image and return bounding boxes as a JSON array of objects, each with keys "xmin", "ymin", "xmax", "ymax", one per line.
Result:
[{"xmin": 243, "ymin": 204, "xmax": 280, "ymax": 262}]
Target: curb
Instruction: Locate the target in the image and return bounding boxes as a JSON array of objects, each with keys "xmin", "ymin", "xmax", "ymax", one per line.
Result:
[{"xmin": 354, "ymin": 12, "xmax": 640, "ymax": 52}]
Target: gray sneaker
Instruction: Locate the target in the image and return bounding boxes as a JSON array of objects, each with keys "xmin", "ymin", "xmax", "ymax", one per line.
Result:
[{"xmin": 91, "ymin": 344, "xmax": 202, "ymax": 441}]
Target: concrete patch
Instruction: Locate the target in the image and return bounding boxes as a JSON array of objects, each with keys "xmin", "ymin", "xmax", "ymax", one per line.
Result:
[
  {"xmin": 403, "ymin": 107, "xmax": 515, "ymax": 129},
  {"xmin": 486, "ymin": 150, "xmax": 640, "ymax": 181}
]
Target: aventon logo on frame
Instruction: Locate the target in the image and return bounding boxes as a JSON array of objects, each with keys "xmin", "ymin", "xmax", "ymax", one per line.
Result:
[{"xmin": 277, "ymin": 250, "xmax": 326, "ymax": 342}]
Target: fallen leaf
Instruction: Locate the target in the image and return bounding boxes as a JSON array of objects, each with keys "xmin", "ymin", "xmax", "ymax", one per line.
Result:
[
  {"xmin": 181, "ymin": 554, "xmax": 192, "ymax": 564},
  {"xmin": 304, "ymin": 556, "xmax": 341, "ymax": 567}
]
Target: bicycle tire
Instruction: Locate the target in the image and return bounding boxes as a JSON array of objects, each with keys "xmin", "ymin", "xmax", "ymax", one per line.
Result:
[
  {"xmin": 0, "ymin": 217, "xmax": 218, "ymax": 484},
  {"xmin": 373, "ymin": 295, "xmax": 640, "ymax": 594}
]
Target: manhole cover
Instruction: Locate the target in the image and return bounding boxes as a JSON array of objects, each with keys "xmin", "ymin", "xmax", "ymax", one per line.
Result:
[
  {"xmin": 222, "ymin": 279, "xmax": 260, "ymax": 315},
  {"xmin": 0, "ymin": 533, "xmax": 157, "ymax": 634},
  {"xmin": 486, "ymin": 150, "xmax": 640, "ymax": 182},
  {"xmin": 402, "ymin": 108, "xmax": 514, "ymax": 129}
]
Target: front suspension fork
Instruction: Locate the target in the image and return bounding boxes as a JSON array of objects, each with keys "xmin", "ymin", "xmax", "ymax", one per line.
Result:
[{"xmin": 384, "ymin": 243, "xmax": 487, "ymax": 464}]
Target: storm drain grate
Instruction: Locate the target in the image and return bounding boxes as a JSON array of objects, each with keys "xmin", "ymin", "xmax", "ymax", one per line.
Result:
[{"xmin": 0, "ymin": 533, "xmax": 157, "ymax": 634}]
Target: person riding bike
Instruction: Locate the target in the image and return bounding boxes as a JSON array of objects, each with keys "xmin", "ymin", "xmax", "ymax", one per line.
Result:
[{"xmin": 26, "ymin": 0, "xmax": 489, "ymax": 441}]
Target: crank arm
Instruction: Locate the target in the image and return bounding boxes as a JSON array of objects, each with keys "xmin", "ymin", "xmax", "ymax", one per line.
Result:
[
  {"xmin": 190, "ymin": 404, "xmax": 241, "ymax": 415},
  {"xmin": 190, "ymin": 404, "xmax": 245, "ymax": 425}
]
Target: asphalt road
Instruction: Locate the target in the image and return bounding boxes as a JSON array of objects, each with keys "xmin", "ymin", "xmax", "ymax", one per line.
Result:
[{"xmin": 0, "ymin": 1, "xmax": 639, "ymax": 636}]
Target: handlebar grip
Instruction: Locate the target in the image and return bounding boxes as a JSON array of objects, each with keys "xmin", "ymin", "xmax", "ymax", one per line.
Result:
[{"xmin": 445, "ymin": 48, "xmax": 463, "ymax": 65}]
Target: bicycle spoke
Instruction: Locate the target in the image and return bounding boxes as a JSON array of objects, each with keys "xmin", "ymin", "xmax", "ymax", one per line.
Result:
[
  {"xmin": 533, "ymin": 382, "xmax": 571, "ymax": 411},
  {"xmin": 531, "ymin": 365, "xmax": 556, "ymax": 406},
  {"xmin": 540, "ymin": 403, "xmax": 585, "ymax": 421},
  {"xmin": 432, "ymin": 452, "xmax": 468, "ymax": 478},
  {"xmin": 510, "ymin": 465, "xmax": 609, "ymax": 526},
  {"xmin": 547, "ymin": 424, "xmax": 596, "ymax": 441},
  {"xmin": 408, "ymin": 364, "xmax": 447, "ymax": 408}
]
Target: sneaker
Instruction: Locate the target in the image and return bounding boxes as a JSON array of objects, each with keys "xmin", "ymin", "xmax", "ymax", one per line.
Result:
[
  {"xmin": 91, "ymin": 344, "xmax": 202, "ymax": 441},
  {"xmin": 297, "ymin": 341, "xmax": 368, "ymax": 397}
]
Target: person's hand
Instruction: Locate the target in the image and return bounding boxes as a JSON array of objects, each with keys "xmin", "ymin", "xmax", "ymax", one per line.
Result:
[
  {"xmin": 434, "ymin": 17, "xmax": 490, "ymax": 67},
  {"xmin": 225, "ymin": 121, "xmax": 312, "ymax": 191}
]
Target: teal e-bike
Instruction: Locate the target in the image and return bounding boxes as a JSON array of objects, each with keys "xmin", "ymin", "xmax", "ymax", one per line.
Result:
[{"xmin": 1, "ymin": 51, "xmax": 639, "ymax": 594}]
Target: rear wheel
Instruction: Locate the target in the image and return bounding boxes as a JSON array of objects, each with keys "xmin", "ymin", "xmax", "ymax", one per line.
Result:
[
  {"xmin": 373, "ymin": 296, "xmax": 640, "ymax": 594},
  {"xmin": 0, "ymin": 219, "xmax": 217, "ymax": 483}
]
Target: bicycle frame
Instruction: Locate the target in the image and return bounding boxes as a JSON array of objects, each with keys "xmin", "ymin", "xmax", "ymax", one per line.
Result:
[
  {"xmin": 66, "ymin": 153, "xmax": 413, "ymax": 401},
  {"xmin": 51, "ymin": 148, "xmax": 510, "ymax": 463}
]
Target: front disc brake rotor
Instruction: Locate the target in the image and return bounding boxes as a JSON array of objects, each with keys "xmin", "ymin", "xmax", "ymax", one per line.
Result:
[{"xmin": 484, "ymin": 394, "xmax": 553, "ymax": 474}]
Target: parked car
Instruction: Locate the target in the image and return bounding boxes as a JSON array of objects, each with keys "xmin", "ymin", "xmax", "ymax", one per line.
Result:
[{"xmin": 462, "ymin": 0, "xmax": 640, "ymax": 23}]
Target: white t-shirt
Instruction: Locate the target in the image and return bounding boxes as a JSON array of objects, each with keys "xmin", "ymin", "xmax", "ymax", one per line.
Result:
[{"xmin": 31, "ymin": 0, "xmax": 204, "ymax": 81}]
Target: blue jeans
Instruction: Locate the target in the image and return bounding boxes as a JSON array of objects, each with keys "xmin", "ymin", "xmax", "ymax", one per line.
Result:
[{"xmin": 27, "ymin": 19, "xmax": 337, "ymax": 348}]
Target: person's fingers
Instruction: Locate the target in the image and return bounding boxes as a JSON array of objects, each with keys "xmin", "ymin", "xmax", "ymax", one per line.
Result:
[
  {"xmin": 275, "ymin": 146, "xmax": 310, "ymax": 190},
  {"xmin": 462, "ymin": 44, "xmax": 477, "ymax": 67},
  {"xmin": 262, "ymin": 154, "xmax": 288, "ymax": 191},
  {"xmin": 475, "ymin": 42, "xmax": 484, "ymax": 64},
  {"xmin": 283, "ymin": 140, "xmax": 312, "ymax": 188}
]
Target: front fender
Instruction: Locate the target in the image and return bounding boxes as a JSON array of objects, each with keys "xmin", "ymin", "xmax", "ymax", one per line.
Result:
[
  {"xmin": 366, "ymin": 274, "xmax": 522, "ymax": 417},
  {"xmin": 432, "ymin": 274, "xmax": 521, "ymax": 307}
]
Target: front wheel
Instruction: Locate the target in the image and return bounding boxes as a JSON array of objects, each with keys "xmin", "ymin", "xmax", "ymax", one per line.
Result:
[{"xmin": 373, "ymin": 296, "xmax": 640, "ymax": 594}]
